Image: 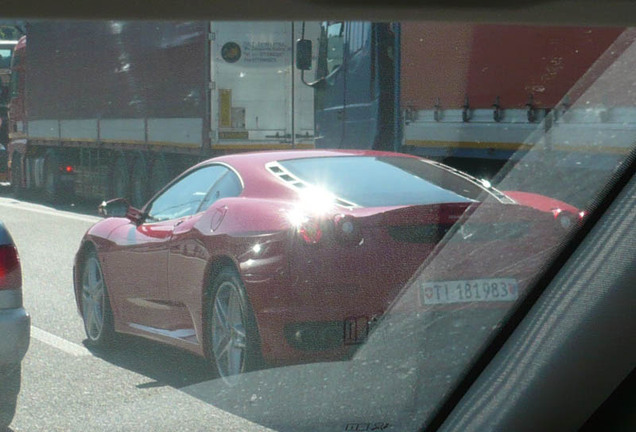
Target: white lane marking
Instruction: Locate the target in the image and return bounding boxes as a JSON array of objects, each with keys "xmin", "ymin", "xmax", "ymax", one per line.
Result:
[
  {"xmin": 0, "ymin": 199, "xmax": 100, "ymax": 223},
  {"xmin": 30, "ymin": 326, "xmax": 91, "ymax": 357}
]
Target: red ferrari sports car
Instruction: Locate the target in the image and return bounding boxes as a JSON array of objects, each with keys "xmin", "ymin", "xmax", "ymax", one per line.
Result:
[{"xmin": 73, "ymin": 150, "xmax": 579, "ymax": 382}]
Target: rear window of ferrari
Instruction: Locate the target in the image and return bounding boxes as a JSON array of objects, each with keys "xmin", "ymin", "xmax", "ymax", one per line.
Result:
[{"xmin": 275, "ymin": 156, "xmax": 483, "ymax": 207}]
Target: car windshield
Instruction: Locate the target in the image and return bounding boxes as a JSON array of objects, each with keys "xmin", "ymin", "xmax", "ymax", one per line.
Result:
[
  {"xmin": 0, "ymin": 18, "xmax": 634, "ymax": 432},
  {"xmin": 277, "ymin": 156, "xmax": 482, "ymax": 206}
]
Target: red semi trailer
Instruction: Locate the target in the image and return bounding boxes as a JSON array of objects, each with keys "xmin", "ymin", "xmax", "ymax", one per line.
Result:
[
  {"xmin": 7, "ymin": 21, "xmax": 318, "ymax": 206},
  {"xmin": 299, "ymin": 22, "xmax": 634, "ymax": 181}
]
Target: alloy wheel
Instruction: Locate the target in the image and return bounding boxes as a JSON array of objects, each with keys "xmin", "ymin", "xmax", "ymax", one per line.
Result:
[
  {"xmin": 82, "ymin": 256, "xmax": 106, "ymax": 341},
  {"xmin": 211, "ymin": 280, "xmax": 248, "ymax": 382}
]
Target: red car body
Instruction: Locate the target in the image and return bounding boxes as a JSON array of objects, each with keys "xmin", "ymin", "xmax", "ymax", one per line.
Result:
[{"xmin": 73, "ymin": 150, "xmax": 574, "ymax": 369}]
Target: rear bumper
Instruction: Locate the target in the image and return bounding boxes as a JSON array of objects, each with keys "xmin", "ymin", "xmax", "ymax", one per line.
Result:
[
  {"xmin": 0, "ymin": 308, "xmax": 31, "ymax": 365},
  {"xmin": 250, "ymin": 292, "xmax": 384, "ymax": 365}
]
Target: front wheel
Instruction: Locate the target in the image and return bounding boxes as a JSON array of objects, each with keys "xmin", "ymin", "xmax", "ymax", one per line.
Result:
[
  {"xmin": 81, "ymin": 252, "xmax": 115, "ymax": 346},
  {"xmin": 207, "ymin": 268, "xmax": 262, "ymax": 384}
]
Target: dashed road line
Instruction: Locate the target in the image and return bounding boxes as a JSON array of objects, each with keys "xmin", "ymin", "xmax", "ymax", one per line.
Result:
[{"xmin": 30, "ymin": 326, "xmax": 92, "ymax": 357}]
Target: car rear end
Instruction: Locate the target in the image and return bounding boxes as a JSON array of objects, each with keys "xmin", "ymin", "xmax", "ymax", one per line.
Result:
[
  {"xmin": 255, "ymin": 153, "xmax": 564, "ymax": 364},
  {"xmin": 0, "ymin": 222, "xmax": 30, "ymax": 428}
]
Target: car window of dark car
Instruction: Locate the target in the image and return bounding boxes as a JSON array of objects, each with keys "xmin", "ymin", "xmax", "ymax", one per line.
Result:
[
  {"xmin": 146, "ymin": 164, "xmax": 227, "ymax": 222},
  {"xmin": 196, "ymin": 168, "xmax": 242, "ymax": 213}
]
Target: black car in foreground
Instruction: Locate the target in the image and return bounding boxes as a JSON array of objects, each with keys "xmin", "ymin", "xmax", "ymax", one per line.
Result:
[{"xmin": 0, "ymin": 222, "xmax": 30, "ymax": 429}]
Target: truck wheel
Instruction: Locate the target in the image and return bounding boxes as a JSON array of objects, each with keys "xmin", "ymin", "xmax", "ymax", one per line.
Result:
[
  {"xmin": 206, "ymin": 267, "xmax": 263, "ymax": 385},
  {"xmin": 10, "ymin": 153, "xmax": 24, "ymax": 197},
  {"xmin": 110, "ymin": 155, "xmax": 130, "ymax": 200},
  {"xmin": 0, "ymin": 363, "xmax": 21, "ymax": 429},
  {"xmin": 44, "ymin": 152, "xmax": 61, "ymax": 202},
  {"xmin": 130, "ymin": 155, "xmax": 149, "ymax": 209}
]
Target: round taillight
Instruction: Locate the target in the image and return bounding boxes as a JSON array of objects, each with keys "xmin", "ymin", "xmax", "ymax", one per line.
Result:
[
  {"xmin": 552, "ymin": 209, "xmax": 577, "ymax": 231},
  {"xmin": 558, "ymin": 213, "xmax": 574, "ymax": 230},
  {"xmin": 334, "ymin": 214, "xmax": 362, "ymax": 245}
]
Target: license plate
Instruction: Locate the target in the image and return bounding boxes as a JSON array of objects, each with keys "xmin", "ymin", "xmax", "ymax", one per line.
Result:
[{"xmin": 421, "ymin": 278, "xmax": 519, "ymax": 305}]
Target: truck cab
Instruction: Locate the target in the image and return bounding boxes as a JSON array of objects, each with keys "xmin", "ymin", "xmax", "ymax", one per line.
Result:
[{"xmin": 298, "ymin": 22, "xmax": 401, "ymax": 152}]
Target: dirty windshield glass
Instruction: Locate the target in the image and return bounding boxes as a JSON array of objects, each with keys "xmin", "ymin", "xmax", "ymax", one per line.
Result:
[{"xmin": 0, "ymin": 19, "xmax": 634, "ymax": 432}]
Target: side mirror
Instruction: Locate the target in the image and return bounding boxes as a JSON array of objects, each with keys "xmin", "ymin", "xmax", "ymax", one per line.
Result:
[
  {"xmin": 98, "ymin": 198, "xmax": 129, "ymax": 218},
  {"xmin": 98, "ymin": 198, "xmax": 144, "ymax": 224},
  {"xmin": 296, "ymin": 39, "xmax": 312, "ymax": 71},
  {"xmin": 97, "ymin": 198, "xmax": 145, "ymax": 224}
]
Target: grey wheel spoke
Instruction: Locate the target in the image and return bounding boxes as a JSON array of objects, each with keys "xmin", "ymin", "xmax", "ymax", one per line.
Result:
[
  {"xmin": 88, "ymin": 260, "xmax": 98, "ymax": 288},
  {"xmin": 216, "ymin": 335, "xmax": 233, "ymax": 360},
  {"xmin": 228, "ymin": 347, "xmax": 243, "ymax": 376},
  {"xmin": 89, "ymin": 310, "xmax": 102, "ymax": 336},
  {"xmin": 232, "ymin": 323, "xmax": 246, "ymax": 340},
  {"xmin": 212, "ymin": 328, "xmax": 230, "ymax": 352},
  {"xmin": 86, "ymin": 296, "xmax": 102, "ymax": 337},
  {"xmin": 83, "ymin": 294, "xmax": 95, "ymax": 328},
  {"xmin": 214, "ymin": 296, "xmax": 230, "ymax": 331},
  {"xmin": 92, "ymin": 301, "xmax": 102, "ymax": 327},
  {"xmin": 93, "ymin": 281, "xmax": 104, "ymax": 301},
  {"xmin": 232, "ymin": 323, "xmax": 246, "ymax": 349},
  {"xmin": 232, "ymin": 337, "xmax": 246, "ymax": 350}
]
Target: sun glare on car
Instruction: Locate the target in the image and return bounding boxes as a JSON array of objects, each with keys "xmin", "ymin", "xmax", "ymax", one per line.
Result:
[{"xmin": 287, "ymin": 185, "xmax": 337, "ymax": 226}]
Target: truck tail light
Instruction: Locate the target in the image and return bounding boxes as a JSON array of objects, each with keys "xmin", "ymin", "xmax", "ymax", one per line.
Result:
[{"xmin": 0, "ymin": 245, "xmax": 22, "ymax": 290}]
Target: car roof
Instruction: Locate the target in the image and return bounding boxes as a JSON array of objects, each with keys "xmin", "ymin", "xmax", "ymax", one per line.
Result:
[
  {"xmin": 205, "ymin": 149, "xmax": 415, "ymax": 169},
  {"xmin": 191, "ymin": 150, "xmax": 419, "ymax": 199}
]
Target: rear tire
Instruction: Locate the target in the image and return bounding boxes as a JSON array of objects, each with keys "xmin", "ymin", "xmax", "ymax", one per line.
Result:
[
  {"xmin": 0, "ymin": 363, "xmax": 21, "ymax": 430},
  {"xmin": 206, "ymin": 267, "xmax": 262, "ymax": 385},
  {"xmin": 80, "ymin": 252, "xmax": 115, "ymax": 347}
]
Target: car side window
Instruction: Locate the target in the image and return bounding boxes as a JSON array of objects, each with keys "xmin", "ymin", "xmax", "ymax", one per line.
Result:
[
  {"xmin": 196, "ymin": 169, "xmax": 242, "ymax": 213},
  {"xmin": 146, "ymin": 165, "xmax": 227, "ymax": 222}
]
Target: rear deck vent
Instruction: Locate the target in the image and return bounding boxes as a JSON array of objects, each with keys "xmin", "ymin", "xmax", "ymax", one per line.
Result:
[{"xmin": 265, "ymin": 161, "xmax": 357, "ymax": 209}]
